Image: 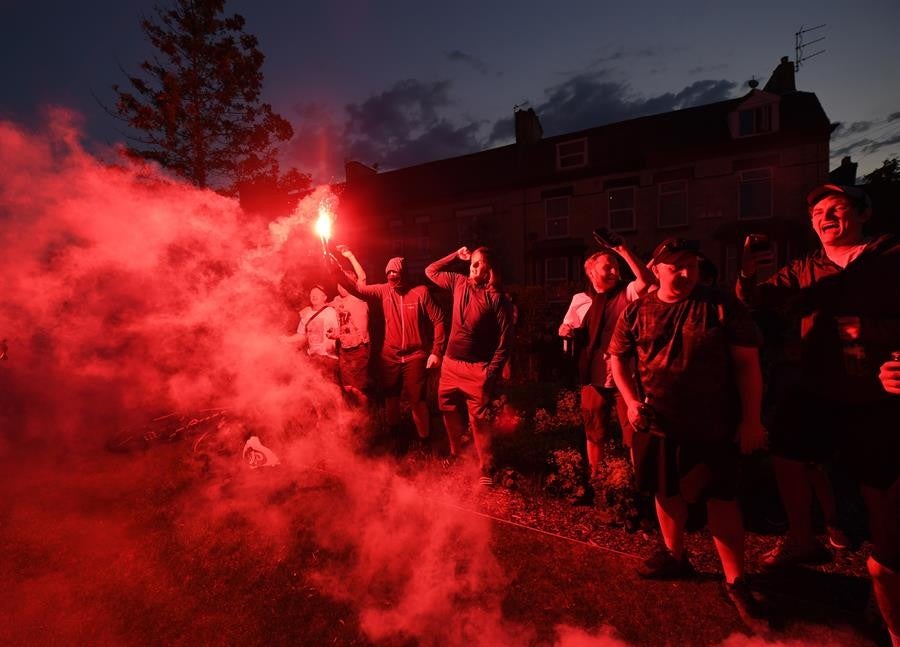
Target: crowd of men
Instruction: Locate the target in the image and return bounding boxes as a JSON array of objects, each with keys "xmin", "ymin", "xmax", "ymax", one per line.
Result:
[{"xmin": 288, "ymin": 184, "xmax": 899, "ymax": 641}]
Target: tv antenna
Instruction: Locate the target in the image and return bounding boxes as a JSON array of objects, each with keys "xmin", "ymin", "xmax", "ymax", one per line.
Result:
[{"xmin": 795, "ymin": 24, "xmax": 826, "ymax": 72}]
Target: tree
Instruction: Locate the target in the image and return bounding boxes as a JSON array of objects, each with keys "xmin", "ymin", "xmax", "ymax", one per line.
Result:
[
  {"xmin": 862, "ymin": 156, "xmax": 900, "ymax": 186},
  {"xmin": 113, "ymin": 0, "xmax": 300, "ymax": 193}
]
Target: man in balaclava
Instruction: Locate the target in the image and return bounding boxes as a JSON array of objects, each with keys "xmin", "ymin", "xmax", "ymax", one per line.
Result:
[{"xmin": 337, "ymin": 247, "xmax": 446, "ymax": 452}]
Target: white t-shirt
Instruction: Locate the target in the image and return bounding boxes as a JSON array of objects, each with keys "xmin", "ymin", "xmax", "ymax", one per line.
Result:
[
  {"xmin": 331, "ymin": 294, "xmax": 369, "ymax": 349},
  {"xmin": 561, "ymin": 281, "xmax": 640, "ymax": 329},
  {"xmin": 298, "ymin": 306, "xmax": 338, "ymax": 359}
]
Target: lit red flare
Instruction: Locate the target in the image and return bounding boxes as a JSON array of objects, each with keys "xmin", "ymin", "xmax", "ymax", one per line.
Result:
[{"xmin": 315, "ymin": 204, "xmax": 333, "ymax": 255}]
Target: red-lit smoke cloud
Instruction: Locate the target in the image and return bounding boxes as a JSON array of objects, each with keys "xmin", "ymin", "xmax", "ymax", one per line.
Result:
[
  {"xmin": 0, "ymin": 108, "xmax": 341, "ymax": 447},
  {"xmin": 0, "ymin": 110, "xmax": 525, "ymax": 646}
]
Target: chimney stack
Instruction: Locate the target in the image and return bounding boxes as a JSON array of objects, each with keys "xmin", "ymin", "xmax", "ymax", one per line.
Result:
[
  {"xmin": 763, "ymin": 56, "xmax": 796, "ymax": 95},
  {"xmin": 514, "ymin": 108, "xmax": 543, "ymax": 146},
  {"xmin": 829, "ymin": 156, "xmax": 858, "ymax": 185}
]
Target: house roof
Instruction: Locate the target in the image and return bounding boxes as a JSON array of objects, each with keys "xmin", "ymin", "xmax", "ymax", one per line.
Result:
[{"xmin": 341, "ymin": 90, "xmax": 831, "ymax": 211}]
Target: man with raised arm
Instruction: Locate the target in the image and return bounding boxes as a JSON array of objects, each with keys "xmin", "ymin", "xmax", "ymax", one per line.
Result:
[
  {"xmin": 337, "ymin": 246, "xmax": 446, "ymax": 451},
  {"xmin": 558, "ymin": 229, "xmax": 654, "ymax": 483},
  {"xmin": 426, "ymin": 246, "xmax": 513, "ymax": 487}
]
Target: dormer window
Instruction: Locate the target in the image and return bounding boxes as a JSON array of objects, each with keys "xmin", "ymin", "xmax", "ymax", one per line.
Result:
[
  {"xmin": 738, "ymin": 105, "xmax": 773, "ymax": 136},
  {"xmin": 556, "ymin": 138, "xmax": 588, "ymax": 170},
  {"xmin": 730, "ymin": 93, "xmax": 779, "ymax": 139}
]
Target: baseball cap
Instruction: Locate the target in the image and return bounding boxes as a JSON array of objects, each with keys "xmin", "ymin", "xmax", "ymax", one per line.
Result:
[
  {"xmin": 650, "ymin": 237, "xmax": 701, "ymax": 263},
  {"xmin": 806, "ymin": 184, "xmax": 871, "ymax": 210},
  {"xmin": 385, "ymin": 257, "xmax": 405, "ymax": 274}
]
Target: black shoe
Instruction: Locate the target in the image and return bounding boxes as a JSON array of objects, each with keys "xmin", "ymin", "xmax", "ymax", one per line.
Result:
[
  {"xmin": 722, "ymin": 577, "xmax": 770, "ymax": 634},
  {"xmin": 636, "ymin": 548, "xmax": 695, "ymax": 580}
]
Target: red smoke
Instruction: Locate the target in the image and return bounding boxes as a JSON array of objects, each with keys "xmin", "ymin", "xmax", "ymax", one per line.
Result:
[{"xmin": 0, "ymin": 110, "xmax": 526, "ymax": 646}]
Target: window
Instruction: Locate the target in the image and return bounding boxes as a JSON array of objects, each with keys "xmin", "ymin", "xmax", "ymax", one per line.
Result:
[
  {"xmin": 608, "ymin": 187, "xmax": 635, "ymax": 231},
  {"xmin": 556, "ymin": 138, "xmax": 588, "ymax": 170},
  {"xmin": 545, "ymin": 196, "xmax": 570, "ymax": 238},
  {"xmin": 739, "ymin": 169, "xmax": 773, "ymax": 220},
  {"xmin": 545, "ymin": 257, "xmax": 568, "ymax": 282},
  {"xmin": 738, "ymin": 105, "xmax": 772, "ymax": 136},
  {"xmin": 658, "ymin": 180, "xmax": 688, "ymax": 228},
  {"xmin": 455, "ymin": 206, "xmax": 492, "ymax": 243}
]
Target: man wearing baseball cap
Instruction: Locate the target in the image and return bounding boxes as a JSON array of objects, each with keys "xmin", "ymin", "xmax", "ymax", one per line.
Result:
[
  {"xmin": 738, "ymin": 184, "xmax": 900, "ymax": 645},
  {"xmin": 609, "ymin": 237, "xmax": 768, "ymax": 629}
]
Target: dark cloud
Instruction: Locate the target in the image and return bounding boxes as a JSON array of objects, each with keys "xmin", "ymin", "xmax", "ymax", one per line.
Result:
[
  {"xmin": 347, "ymin": 119, "xmax": 483, "ymax": 170},
  {"xmin": 345, "ymin": 79, "xmax": 453, "ymax": 144},
  {"xmin": 286, "ymin": 72, "xmax": 738, "ymax": 180},
  {"xmin": 833, "ymin": 120, "xmax": 874, "ymax": 138},
  {"xmin": 888, "ymin": 111, "xmax": 900, "ymax": 122},
  {"xmin": 284, "ymin": 80, "xmax": 485, "ymax": 178},
  {"xmin": 446, "ymin": 50, "xmax": 489, "ymax": 75},
  {"xmin": 343, "ymin": 79, "xmax": 485, "ymax": 169},
  {"xmin": 489, "ymin": 73, "xmax": 737, "ymax": 143},
  {"xmin": 832, "ymin": 132, "xmax": 900, "ymax": 159}
]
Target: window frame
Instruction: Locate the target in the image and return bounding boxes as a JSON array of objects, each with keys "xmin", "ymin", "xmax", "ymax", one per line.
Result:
[
  {"xmin": 544, "ymin": 195, "xmax": 570, "ymax": 238},
  {"xmin": 738, "ymin": 168, "xmax": 774, "ymax": 221},
  {"xmin": 608, "ymin": 186, "xmax": 636, "ymax": 232},
  {"xmin": 657, "ymin": 180, "xmax": 688, "ymax": 229},
  {"xmin": 555, "ymin": 138, "xmax": 588, "ymax": 170}
]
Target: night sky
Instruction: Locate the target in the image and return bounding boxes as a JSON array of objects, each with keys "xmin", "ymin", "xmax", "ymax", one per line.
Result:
[{"xmin": 3, "ymin": 0, "xmax": 900, "ymax": 183}]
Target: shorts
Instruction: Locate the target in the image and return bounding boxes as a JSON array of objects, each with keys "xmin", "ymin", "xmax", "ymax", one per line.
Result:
[
  {"xmin": 632, "ymin": 429, "xmax": 740, "ymax": 502},
  {"xmin": 771, "ymin": 390, "xmax": 900, "ymax": 489},
  {"xmin": 580, "ymin": 385, "xmax": 632, "ymax": 446},
  {"xmin": 438, "ymin": 356, "xmax": 492, "ymax": 421},
  {"xmin": 768, "ymin": 388, "xmax": 841, "ymax": 464},
  {"xmin": 378, "ymin": 354, "xmax": 427, "ymax": 403},
  {"xmin": 339, "ymin": 344, "xmax": 370, "ymax": 393},
  {"xmin": 840, "ymin": 398, "xmax": 900, "ymax": 491}
]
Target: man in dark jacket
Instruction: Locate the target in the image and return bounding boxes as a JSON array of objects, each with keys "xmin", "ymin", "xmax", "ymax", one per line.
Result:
[
  {"xmin": 338, "ymin": 247, "xmax": 446, "ymax": 447},
  {"xmin": 737, "ymin": 184, "xmax": 900, "ymax": 644}
]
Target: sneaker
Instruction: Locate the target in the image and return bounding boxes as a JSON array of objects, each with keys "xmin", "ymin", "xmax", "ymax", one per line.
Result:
[
  {"xmin": 760, "ymin": 539, "xmax": 831, "ymax": 569},
  {"xmin": 636, "ymin": 548, "xmax": 696, "ymax": 580},
  {"xmin": 826, "ymin": 525, "xmax": 850, "ymax": 550},
  {"xmin": 723, "ymin": 578, "xmax": 770, "ymax": 634}
]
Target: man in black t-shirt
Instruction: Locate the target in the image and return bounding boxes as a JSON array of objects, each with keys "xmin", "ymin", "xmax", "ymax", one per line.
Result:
[{"xmin": 609, "ymin": 238, "xmax": 767, "ymax": 629}]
